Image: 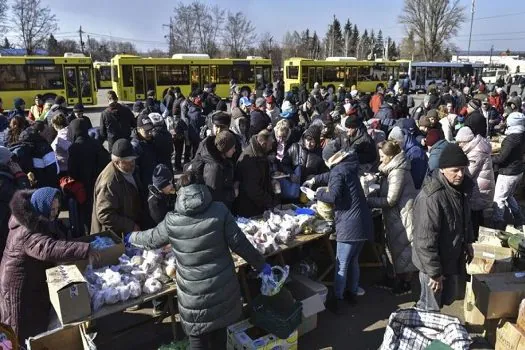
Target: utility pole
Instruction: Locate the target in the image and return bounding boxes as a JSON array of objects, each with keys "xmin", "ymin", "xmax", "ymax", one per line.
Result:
[
  {"xmin": 162, "ymin": 18, "xmax": 174, "ymax": 55},
  {"xmin": 78, "ymin": 26, "xmax": 85, "ymax": 54},
  {"xmin": 268, "ymin": 37, "xmax": 273, "ymax": 60},
  {"xmin": 467, "ymin": 0, "xmax": 475, "ymax": 59},
  {"xmin": 489, "ymin": 44, "xmax": 494, "ymax": 66},
  {"xmin": 87, "ymin": 35, "xmax": 92, "ymax": 57}
]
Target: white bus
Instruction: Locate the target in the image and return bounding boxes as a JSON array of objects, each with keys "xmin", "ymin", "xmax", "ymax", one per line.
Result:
[{"xmin": 409, "ymin": 61, "xmax": 484, "ymax": 91}]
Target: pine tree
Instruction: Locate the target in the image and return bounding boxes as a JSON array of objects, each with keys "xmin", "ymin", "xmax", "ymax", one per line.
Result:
[
  {"xmin": 350, "ymin": 24, "xmax": 359, "ymax": 57},
  {"xmin": 311, "ymin": 31, "xmax": 321, "ymax": 59},
  {"xmin": 302, "ymin": 29, "xmax": 311, "ymax": 58},
  {"xmin": 1, "ymin": 37, "xmax": 10, "ymax": 49},
  {"xmin": 369, "ymin": 30, "xmax": 376, "ymax": 59},
  {"xmin": 375, "ymin": 30, "xmax": 384, "ymax": 58},
  {"xmin": 46, "ymin": 34, "xmax": 60, "ymax": 56},
  {"xmin": 343, "ymin": 19, "xmax": 352, "ymax": 57},
  {"xmin": 359, "ymin": 29, "xmax": 369, "ymax": 59},
  {"xmin": 325, "ymin": 15, "xmax": 343, "ymax": 57},
  {"xmin": 388, "ymin": 38, "xmax": 398, "ymax": 60}
]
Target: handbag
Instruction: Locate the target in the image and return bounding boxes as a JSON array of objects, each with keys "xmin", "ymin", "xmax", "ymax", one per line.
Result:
[{"xmin": 278, "ymin": 166, "xmax": 301, "ymax": 199}]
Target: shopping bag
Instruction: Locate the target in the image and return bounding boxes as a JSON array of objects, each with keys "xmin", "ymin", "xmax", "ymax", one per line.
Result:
[{"xmin": 278, "ymin": 166, "xmax": 301, "ymax": 199}]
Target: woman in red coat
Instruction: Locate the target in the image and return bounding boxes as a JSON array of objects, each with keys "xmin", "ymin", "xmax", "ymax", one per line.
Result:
[{"xmin": 0, "ymin": 188, "xmax": 96, "ymax": 344}]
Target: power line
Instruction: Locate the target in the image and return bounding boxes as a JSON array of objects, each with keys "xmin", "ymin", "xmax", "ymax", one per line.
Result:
[
  {"xmin": 475, "ymin": 11, "xmax": 525, "ymax": 20},
  {"xmin": 457, "ymin": 30, "xmax": 525, "ymax": 38},
  {"xmin": 84, "ymin": 31, "xmax": 167, "ymax": 45}
]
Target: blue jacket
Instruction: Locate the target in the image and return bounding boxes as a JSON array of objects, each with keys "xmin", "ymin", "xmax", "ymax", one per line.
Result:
[
  {"xmin": 314, "ymin": 152, "xmax": 373, "ymax": 242},
  {"xmin": 403, "ymin": 134, "xmax": 428, "ymax": 189},
  {"xmin": 427, "ymin": 139, "xmax": 449, "ymax": 173},
  {"xmin": 187, "ymin": 102, "xmax": 205, "ymax": 144}
]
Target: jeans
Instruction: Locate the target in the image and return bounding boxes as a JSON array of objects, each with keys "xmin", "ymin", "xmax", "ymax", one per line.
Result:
[
  {"xmin": 493, "ymin": 173, "xmax": 524, "ymax": 224},
  {"xmin": 416, "ymin": 272, "xmax": 459, "ymax": 311},
  {"xmin": 334, "ymin": 241, "xmax": 365, "ymax": 299},
  {"xmin": 188, "ymin": 327, "xmax": 226, "ymax": 350}
]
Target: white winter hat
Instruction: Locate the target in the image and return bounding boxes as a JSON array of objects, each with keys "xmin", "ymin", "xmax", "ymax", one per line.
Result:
[{"xmin": 455, "ymin": 126, "xmax": 475, "ymax": 143}]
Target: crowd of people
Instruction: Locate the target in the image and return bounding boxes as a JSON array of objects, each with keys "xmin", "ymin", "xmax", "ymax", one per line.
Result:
[{"xmin": 0, "ymin": 73, "xmax": 524, "ymax": 348}]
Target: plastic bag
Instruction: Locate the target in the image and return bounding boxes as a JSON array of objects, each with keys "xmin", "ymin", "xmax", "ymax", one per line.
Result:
[
  {"xmin": 143, "ymin": 278, "xmax": 162, "ymax": 294},
  {"xmin": 92, "ymin": 290, "xmax": 105, "ymax": 311},
  {"xmin": 116, "ymin": 284, "xmax": 131, "ymax": 302},
  {"xmin": 103, "ymin": 287, "xmax": 120, "ymax": 305},
  {"xmin": 128, "ymin": 280, "xmax": 142, "ymax": 298},
  {"xmin": 90, "ymin": 236, "xmax": 115, "ymax": 250},
  {"xmin": 259, "ymin": 265, "xmax": 289, "ymax": 296}
]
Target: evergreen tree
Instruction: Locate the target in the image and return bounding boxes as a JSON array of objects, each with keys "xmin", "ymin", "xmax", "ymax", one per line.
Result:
[
  {"xmin": 388, "ymin": 38, "xmax": 398, "ymax": 59},
  {"xmin": 302, "ymin": 29, "xmax": 311, "ymax": 57},
  {"xmin": 46, "ymin": 34, "xmax": 60, "ymax": 56},
  {"xmin": 311, "ymin": 31, "xmax": 321, "ymax": 59},
  {"xmin": 325, "ymin": 15, "xmax": 343, "ymax": 57},
  {"xmin": 1, "ymin": 37, "xmax": 10, "ymax": 49},
  {"xmin": 350, "ymin": 24, "xmax": 359, "ymax": 57},
  {"xmin": 369, "ymin": 30, "xmax": 376, "ymax": 59},
  {"xmin": 343, "ymin": 19, "xmax": 352, "ymax": 57},
  {"xmin": 375, "ymin": 29, "xmax": 384, "ymax": 58},
  {"xmin": 359, "ymin": 29, "xmax": 369, "ymax": 59}
]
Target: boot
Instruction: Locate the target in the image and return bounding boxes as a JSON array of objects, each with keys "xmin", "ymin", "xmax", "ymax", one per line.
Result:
[{"xmin": 326, "ymin": 297, "xmax": 345, "ymax": 315}]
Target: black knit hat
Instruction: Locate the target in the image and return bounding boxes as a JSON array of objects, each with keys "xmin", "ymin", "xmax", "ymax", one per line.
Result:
[
  {"xmin": 73, "ymin": 103, "xmax": 84, "ymax": 112},
  {"xmin": 212, "ymin": 112, "xmax": 231, "ymax": 127},
  {"xmin": 345, "ymin": 115, "xmax": 361, "ymax": 129},
  {"xmin": 468, "ymin": 98, "xmax": 482, "ymax": 110},
  {"xmin": 438, "ymin": 143, "xmax": 469, "ymax": 169},
  {"xmin": 214, "ymin": 131, "xmax": 236, "ymax": 153},
  {"xmin": 152, "ymin": 164, "xmax": 173, "ymax": 190},
  {"xmin": 112, "ymin": 139, "xmax": 137, "ymax": 158},
  {"xmin": 303, "ymin": 126, "xmax": 321, "ymax": 146}
]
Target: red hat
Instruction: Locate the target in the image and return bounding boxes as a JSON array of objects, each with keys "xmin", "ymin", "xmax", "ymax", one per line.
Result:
[{"xmin": 425, "ymin": 129, "xmax": 443, "ymax": 147}]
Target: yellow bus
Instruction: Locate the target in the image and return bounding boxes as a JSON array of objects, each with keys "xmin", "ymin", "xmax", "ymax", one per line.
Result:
[
  {"xmin": 284, "ymin": 57, "xmax": 410, "ymax": 93},
  {"xmin": 0, "ymin": 53, "xmax": 97, "ymax": 109},
  {"xmin": 94, "ymin": 61, "xmax": 112, "ymax": 89},
  {"xmin": 111, "ymin": 54, "xmax": 272, "ymax": 102}
]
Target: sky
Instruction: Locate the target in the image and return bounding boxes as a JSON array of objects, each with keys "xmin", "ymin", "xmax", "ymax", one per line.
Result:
[{"xmin": 6, "ymin": 0, "xmax": 525, "ymax": 53}]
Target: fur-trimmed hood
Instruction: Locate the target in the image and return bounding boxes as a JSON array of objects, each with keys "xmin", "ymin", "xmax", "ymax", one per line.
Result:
[{"xmin": 9, "ymin": 189, "xmax": 54, "ymax": 233}]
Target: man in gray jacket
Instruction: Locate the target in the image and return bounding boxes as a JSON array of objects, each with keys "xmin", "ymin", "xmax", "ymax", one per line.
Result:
[{"xmin": 412, "ymin": 143, "xmax": 474, "ymax": 311}]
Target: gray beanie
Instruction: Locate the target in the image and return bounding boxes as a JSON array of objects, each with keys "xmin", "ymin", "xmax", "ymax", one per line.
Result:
[{"xmin": 388, "ymin": 126, "xmax": 405, "ymax": 144}]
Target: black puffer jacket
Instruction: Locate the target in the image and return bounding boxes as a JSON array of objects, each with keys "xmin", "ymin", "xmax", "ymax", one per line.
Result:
[
  {"xmin": 249, "ymin": 109, "xmax": 271, "ymax": 137},
  {"xmin": 100, "ymin": 103, "xmax": 136, "ymax": 152},
  {"xmin": 465, "ymin": 109, "xmax": 487, "ymax": 138},
  {"xmin": 147, "ymin": 185, "xmax": 175, "ymax": 224},
  {"xmin": 193, "ymin": 136, "xmax": 235, "ymax": 210},
  {"xmin": 131, "ymin": 132, "xmax": 157, "ymax": 190},
  {"xmin": 492, "ymin": 130, "xmax": 525, "ymax": 175},
  {"xmin": 412, "ymin": 172, "xmax": 474, "ymax": 278},
  {"xmin": 281, "ymin": 139, "xmax": 327, "ymax": 183},
  {"xmin": 129, "ymin": 184, "xmax": 265, "ymax": 337}
]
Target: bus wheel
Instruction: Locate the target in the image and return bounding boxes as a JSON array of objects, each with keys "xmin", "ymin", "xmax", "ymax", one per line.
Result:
[
  {"xmin": 42, "ymin": 93, "xmax": 57, "ymax": 104},
  {"xmin": 327, "ymin": 84, "xmax": 336, "ymax": 94},
  {"xmin": 240, "ymin": 86, "xmax": 251, "ymax": 96}
]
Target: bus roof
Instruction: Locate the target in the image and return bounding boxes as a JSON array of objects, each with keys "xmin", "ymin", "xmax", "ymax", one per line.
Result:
[
  {"xmin": 111, "ymin": 55, "xmax": 271, "ymax": 65},
  {"xmin": 0, "ymin": 55, "xmax": 93, "ymax": 64},
  {"xmin": 410, "ymin": 61, "xmax": 484, "ymax": 68},
  {"xmin": 285, "ymin": 57, "xmax": 407, "ymax": 66}
]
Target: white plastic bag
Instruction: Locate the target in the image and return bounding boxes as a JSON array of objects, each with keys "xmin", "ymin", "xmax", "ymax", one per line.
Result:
[
  {"xmin": 103, "ymin": 287, "xmax": 120, "ymax": 305},
  {"xmin": 259, "ymin": 265, "xmax": 289, "ymax": 296},
  {"xmin": 143, "ymin": 278, "xmax": 162, "ymax": 294},
  {"xmin": 116, "ymin": 284, "xmax": 131, "ymax": 302},
  {"xmin": 128, "ymin": 280, "xmax": 142, "ymax": 298}
]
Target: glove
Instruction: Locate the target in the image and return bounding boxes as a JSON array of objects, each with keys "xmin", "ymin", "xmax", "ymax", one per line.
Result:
[
  {"xmin": 302, "ymin": 178, "xmax": 315, "ymax": 188},
  {"xmin": 261, "ymin": 263, "xmax": 272, "ymax": 276}
]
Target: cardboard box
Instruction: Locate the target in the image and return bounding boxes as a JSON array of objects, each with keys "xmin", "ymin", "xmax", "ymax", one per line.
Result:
[
  {"xmin": 464, "ymin": 282, "xmax": 486, "ymax": 327},
  {"xmin": 473, "ymin": 272, "xmax": 525, "ymax": 319},
  {"xmin": 495, "ymin": 322, "xmax": 525, "ymax": 350},
  {"xmin": 478, "ymin": 226, "xmax": 506, "ymax": 246},
  {"xmin": 287, "ymin": 276, "xmax": 326, "ymax": 336},
  {"xmin": 518, "ymin": 299, "xmax": 525, "ymax": 332},
  {"xmin": 26, "ymin": 325, "xmax": 95, "ymax": 350},
  {"xmin": 46, "ymin": 265, "xmax": 91, "ymax": 324},
  {"xmin": 467, "ymin": 244, "xmax": 513, "ymax": 275},
  {"xmin": 226, "ymin": 319, "xmax": 298, "ymax": 350},
  {"xmin": 72, "ymin": 231, "xmax": 124, "ymax": 270}
]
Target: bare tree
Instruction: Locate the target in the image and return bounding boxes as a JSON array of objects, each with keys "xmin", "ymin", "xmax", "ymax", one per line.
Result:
[
  {"xmin": 0, "ymin": 0, "xmax": 8, "ymax": 36},
  {"xmin": 172, "ymin": 3, "xmax": 196, "ymax": 52},
  {"xmin": 399, "ymin": 0, "xmax": 466, "ymax": 61},
  {"xmin": 191, "ymin": 2, "xmax": 224, "ymax": 57},
  {"xmin": 223, "ymin": 11, "xmax": 256, "ymax": 58},
  {"xmin": 12, "ymin": 0, "xmax": 58, "ymax": 54}
]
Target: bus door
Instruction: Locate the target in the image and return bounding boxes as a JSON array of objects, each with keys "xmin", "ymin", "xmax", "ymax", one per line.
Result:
[
  {"xmin": 416, "ymin": 67, "xmax": 426, "ymax": 89},
  {"xmin": 78, "ymin": 66, "xmax": 94, "ymax": 104},
  {"xmin": 346, "ymin": 67, "xmax": 357, "ymax": 88},
  {"xmin": 133, "ymin": 66, "xmax": 145, "ymax": 100},
  {"xmin": 64, "ymin": 66, "xmax": 80, "ymax": 105},
  {"xmin": 64, "ymin": 66, "xmax": 94, "ymax": 105},
  {"xmin": 308, "ymin": 67, "xmax": 316, "ymax": 90},
  {"xmin": 316, "ymin": 67, "xmax": 323, "ymax": 86},
  {"xmin": 201, "ymin": 66, "xmax": 210, "ymax": 86},
  {"xmin": 145, "ymin": 66, "xmax": 156, "ymax": 94},
  {"xmin": 190, "ymin": 66, "xmax": 200, "ymax": 91}
]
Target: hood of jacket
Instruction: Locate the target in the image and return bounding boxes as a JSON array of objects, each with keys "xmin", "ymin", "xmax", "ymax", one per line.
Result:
[
  {"xmin": 9, "ymin": 189, "xmax": 53, "ymax": 233},
  {"xmin": 379, "ymin": 151, "xmax": 411, "ymax": 174},
  {"xmin": 402, "ymin": 133, "xmax": 420, "ymax": 152},
  {"xmin": 247, "ymin": 135, "xmax": 267, "ymax": 157},
  {"xmin": 462, "ymin": 134, "xmax": 491, "ymax": 155},
  {"xmin": 200, "ymin": 135, "xmax": 225, "ymax": 165},
  {"xmin": 175, "ymin": 184, "xmax": 212, "ymax": 216},
  {"xmin": 230, "ymin": 117, "xmax": 247, "ymax": 144}
]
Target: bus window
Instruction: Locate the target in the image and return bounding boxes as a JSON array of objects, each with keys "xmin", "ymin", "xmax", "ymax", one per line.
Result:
[
  {"xmin": 286, "ymin": 66, "xmax": 298, "ymax": 79},
  {"xmin": 217, "ymin": 65, "xmax": 232, "ymax": 84},
  {"xmin": 427, "ymin": 67, "xmax": 442, "ymax": 80},
  {"xmin": 156, "ymin": 65, "xmax": 189, "ymax": 85},
  {"xmin": 301, "ymin": 67, "xmax": 308, "ymax": 84},
  {"xmin": 372, "ymin": 64, "xmax": 387, "ymax": 81},
  {"xmin": 358, "ymin": 66, "xmax": 372, "ymax": 81},
  {"xmin": 145, "ymin": 67, "xmax": 155, "ymax": 93},
  {"xmin": 65, "ymin": 67, "xmax": 78, "ymax": 98},
  {"xmin": 27, "ymin": 65, "xmax": 63, "ymax": 90},
  {"xmin": 233, "ymin": 65, "xmax": 252, "ymax": 84},
  {"xmin": 410, "ymin": 66, "xmax": 416, "ymax": 80},
  {"xmin": 134, "ymin": 67, "xmax": 145, "ymax": 95},
  {"xmin": 323, "ymin": 66, "xmax": 344, "ymax": 82},
  {"xmin": 122, "ymin": 65, "xmax": 133, "ymax": 87},
  {"xmin": 112, "ymin": 65, "xmax": 118, "ymax": 83},
  {"xmin": 79, "ymin": 67, "xmax": 92, "ymax": 98},
  {"xmin": 263, "ymin": 66, "xmax": 271, "ymax": 84},
  {"xmin": 308, "ymin": 67, "xmax": 316, "ymax": 89},
  {"xmin": 210, "ymin": 65, "xmax": 217, "ymax": 83},
  {"xmin": 0, "ymin": 65, "xmax": 28, "ymax": 90}
]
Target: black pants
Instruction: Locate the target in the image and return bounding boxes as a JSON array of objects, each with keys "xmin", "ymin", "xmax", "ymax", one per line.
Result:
[
  {"xmin": 188, "ymin": 328, "xmax": 226, "ymax": 350},
  {"xmin": 471, "ymin": 209, "xmax": 484, "ymax": 241},
  {"xmin": 172, "ymin": 137, "xmax": 185, "ymax": 172}
]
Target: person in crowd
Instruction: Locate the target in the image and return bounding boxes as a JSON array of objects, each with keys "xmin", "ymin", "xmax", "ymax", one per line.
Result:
[
  {"xmin": 304, "ymin": 142, "xmax": 372, "ymax": 313},
  {"xmin": 0, "ymin": 187, "xmax": 98, "ymax": 343},
  {"xmin": 341, "ymin": 115, "xmax": 378, "ymax": 169},
  {"xmin": 412, "ymin": 143, "xmax": 474, "ymax": 311},
  {"xmin": 7, "ymin": 98, "xmax": 26, "ymax": 121},
  {"xmin": 396, "ymin": 87, "xmax": 413, "ymax": 118},
  {"xmin": 132, "ymin": 101, "xmax": 145, "ymax": 118},
  {"xmin": 230, "ymin": 85, "xmax": 241, "ymax": 110},
  {"xmin": 100, "ymin": 90, "xmax": 136, "ymax": 152},
  {"xmin": 40, "ymin": 100, "xmax": 54, "ymax": 121},
  {"xmin": 281, "ymin": 126, "xmax": 327, "ymax": 184},
  {"xmin": 192, "ymin": 130, "xmax": 237, "ymax": 210},
  {"xmin": 205, "ymin": 83, "xmax": 220, "ymax": 114},
  {"xmin": 148, "ymin": 112, "xmax": 174, "ymax": 171},
  {"xmin": 368, "ymin": 141, "xmax": 417, "ymax": 296},
  {"xmin": 375, "ymin": 94, "xmax": 396, "ymax": 134},
  {"xmin": 0, "ymin": 147, "xmax": 29, "ymax": 256},
  {"xmin": 28, "ymin": 95, "xmax": 44, "ymax": 122},
  {"xmin": 131, "ymin": 114, "xmax": 159, "ymax": 190},
  {"xmin": 163, "ymin": 87, "xmax": 175, "ymax": 117},
  {"xmin": 249, "ymin": 97, "xmax": 271, "ymax": 137},
  {"xmin": 0, "ymin": 114, "xmax": 7, "ymax": 146},
  {"xmin": 481, "ymin": 98, "xmax": 502, "ymax": 137},
  {"xmin": 171, "ymin": 87, "xmax": 185, "ymax": 117},
  {"xmin": 411, "ymin": 95, "xmax": 437, "ymax": 121},
  {"xmin": 148, "ymin": 164, "xmax": 176, "ymax": 224},
  {"xmin": 11, "ymin": 124, "xmax": 58, "ymax": 189},
  {"xmin": 299, "ymin": 96, "xmax": 316, "ymax": 126},
  {"xmin": 230, "ymin": 110, "xmax": 249, "ymax": 150},
  {"xmin": 235, "ymin": 130, "xmax": 277, "ymax": 217},
  {"xmin": 492, "ymin": 111, "xmax": 525, "ymax": 230},
  {"xmin": 6, "ymin": 115, "xmax": 27, "ymax": 147},
  {"xmin": 370, "ymin": 87, "xmax": 384, "ymax": 115},
  {"xmin": 186, "ymin": 89, "xmax": 205, "ymax": 160},
  {"xmin": 425, "ymin": 129, "xmax": 448, "ymax": 174},
  {"xmin": 204, "ymin": 111, "xmax": 242, "ymax": 163},
  {"xmin": 45, "ymin": 96, "xmax": 68, "ymax": 126},
  {"xmin": 265, "ymin": 95, "xmax": 281, "ymax": 125},
  {"xmin": 68, "ymin": 119, "xmax": 110, "ymax": 234},
  {"xmin": 273, "ymin": 119, "xmax": 294, "ymax": 167},
  {"xmin": 127, "ymin": 172, "xmax": 270, "ymax": 350},
  {"xmin": 489, "ymin": 89, "xmax": 504, "ymax": 115},
  {"xmin": 50, "ymin": 114, "xmax": 71, "ymax": 176},
  {"xmin": 66, "ymin": 104, "xmax": 92, "ymax": 129},
  {"xmin": 464, "ymin": 99, "xmax": 487, "ymax": 138},
  {"xmin": 91, "ymin": 139, "xmax": 147, "ymax": 234},
  {"xmin": 456, "ymin": 127, "xmax": 495, "ymax": 237},
  {"xmin": 388, "ymin": 126, "xmax": 427, "ymax": 190},
  {"xmin": 144, "ymin": 90, "xmax": 161, "ymax": 115},
  {"xmin": 440, "ymin": 102, "xmax": 458, "ymax": 142}
]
